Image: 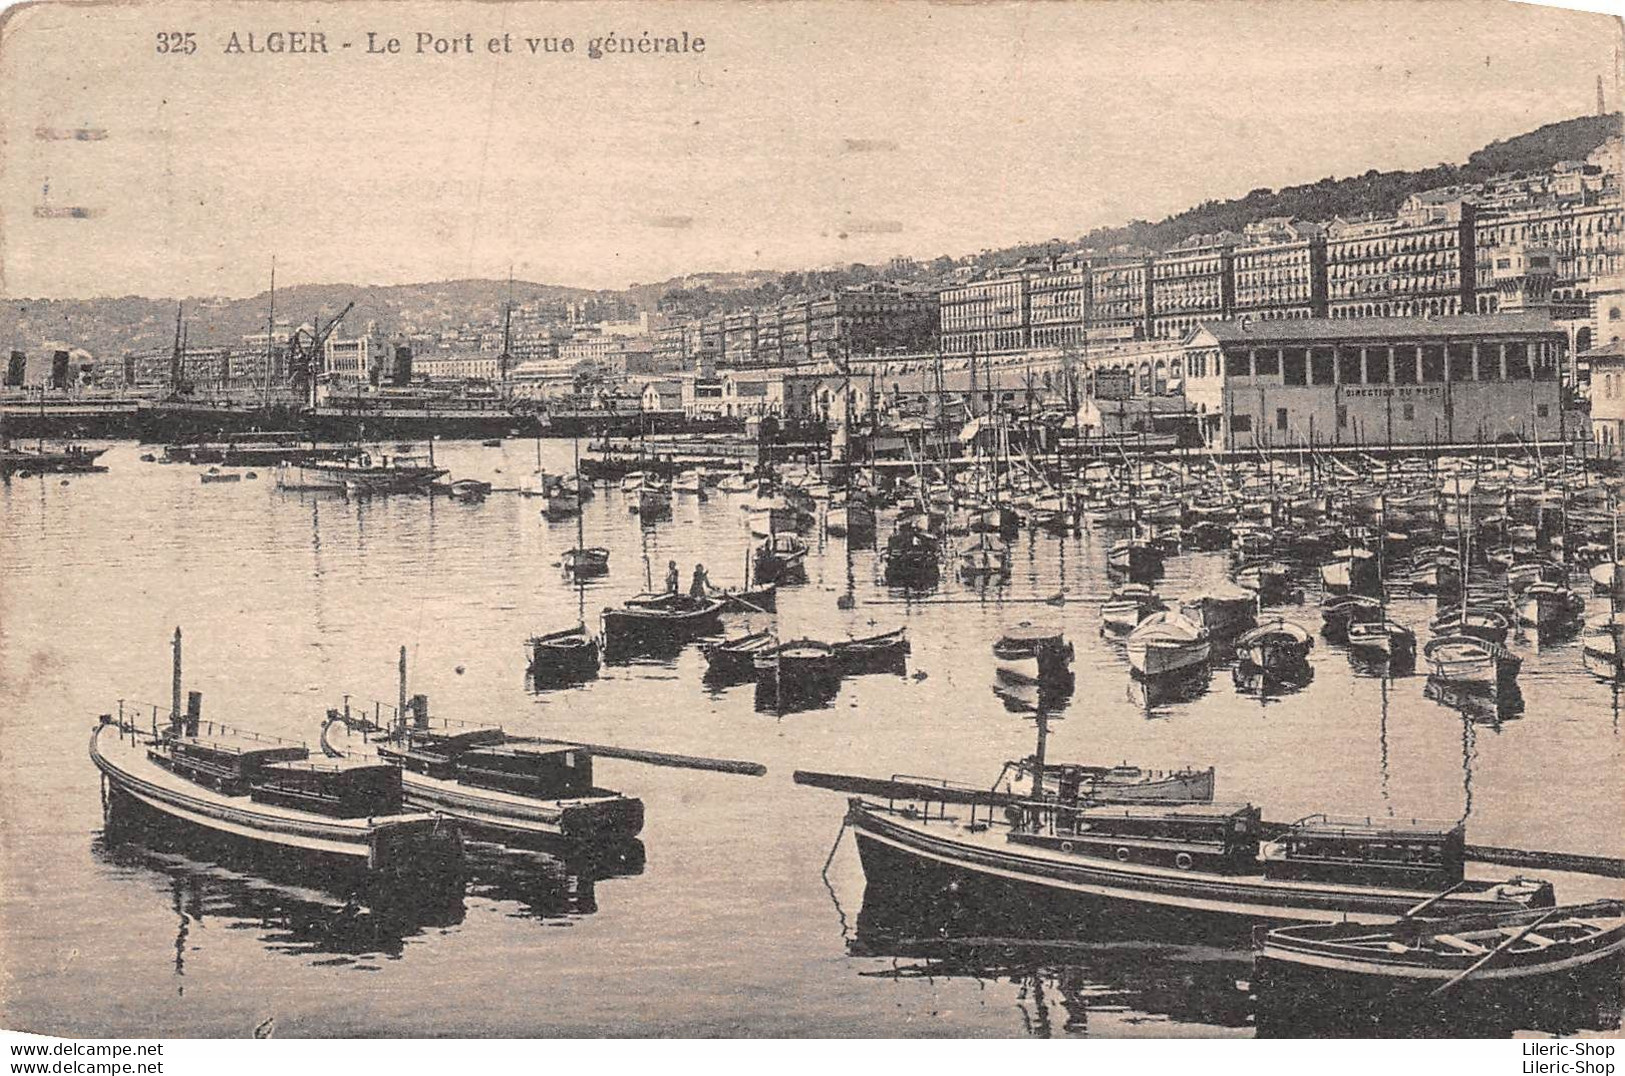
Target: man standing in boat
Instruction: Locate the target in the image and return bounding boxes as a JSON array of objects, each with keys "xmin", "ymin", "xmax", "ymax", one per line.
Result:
[
  {"xmin": 689, "ymin": 562, "xmax": 711, "ymax": 599},
  {"xmin": 666, "ymin": 559, "xmax": 681, "ymax": 594}
]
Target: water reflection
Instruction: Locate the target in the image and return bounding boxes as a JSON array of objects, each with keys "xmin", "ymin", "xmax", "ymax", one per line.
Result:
[
  {"xmin": 1230, "ymin": 663, "xmax": 1315, "ymax": 702},
  {"xmin": 464, "ymin": 839, "xmax": 645, "ymax": 921},
  {"xmin": 1423, "ymin": 675, "xmax": 1526, "ymax": 726},
  {"xmin": 91, "ymin": 835, "xmax": 463, "ymax": 972},
  {"xmin": 1124, "ymin": 665, "xmax": 1212, "ymax": 715}
]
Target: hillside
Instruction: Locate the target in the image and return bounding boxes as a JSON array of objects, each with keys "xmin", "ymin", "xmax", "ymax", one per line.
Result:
[{"xmin": 3, "ymin": 113, "xmax": 1617, "ymax": 357}]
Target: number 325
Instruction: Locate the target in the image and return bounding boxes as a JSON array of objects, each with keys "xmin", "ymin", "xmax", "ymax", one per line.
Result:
[{"xmin": 155, "ymin": 31, "xmax": 197, "ymax": 54}]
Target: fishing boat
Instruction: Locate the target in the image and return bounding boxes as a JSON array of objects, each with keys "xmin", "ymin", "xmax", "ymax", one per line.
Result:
[
  {"xmin": 882, "ymin": 525, "xmax": 941, "ymax": 590},
  {"xmin": 276, "ymin": 448, "xmax": 446, "ymax": 495},
  {"xmin": 672, "ymin": 469, "xmax": 703, "ymax": 494},
  {"xmin": 701, "ymin": 630, "xmax": 778, "ymax": 682},
  {"xmin": 996, "ymin": 759, "xmax": 1217, "ymax": 804},
  {"xmin": 1257, "ymin": 899, "xmax": 1625, "ymax": 999},
  {"xmin": 562, "ymin": 546, "xmax": 610, "ymax": 579},
  {"xmin": 1126, "ymin": 611, "xmax": 1212, "ymax": 678},
  {"xmin": 601, "ymin": 593, "xmax": 724, "ymax": 657},
  {"xmin": 1320, "ymin": 547, "xmax": 1380, "ymax": 596},
  {"xmin": 993, "ymin": 624, "xmax": 1075, "ymax": 688},
  {"xmin": 823, "ymin": 788, "xmax": 1553, "ymax": 930},
  {"xmin": 1107, "ymin": 537, "xmax": 1163, "ymax": 581},
  {"xmin": 752, "ymin": 532, "xmax": 809, "ymax": 586},
  {"xmin": 826, "ymin": 490, "xmax": 876, "ymax": 540},
  {"xmin": 957, "ymin": 533, "xmax": 1010, "ymax": 583},
  {"xmin": 1514, "ymin": 580, "xmax": 1585, "ymax": 632},
  {"xmin": 199, "ymin": 469, "xmax": 241, "ymax": 484},
  {"xmin": 1581, "ymin": 623, "xmax": 1623, "ymax": 682},
  {"xmin": 1320, "ymin": 594, "xmax": 1382, "ymax": 641},
  {"xmin": 322, "ymin": 702, "xmax": 642, "ymax": 845},
  {"xmin": 1422, "ymin": 634, "xmax": 1522, "ymax": 688},
  {"xmin": 831, "ymin": 627, "xmax": 910, "ymax": 675},
  {"xmin": 619, "ymin": 470, "xmax": 647, "ymax": 492},
  {"xmin": 717, "ymin": 583, "xmax": 777, "ymax": 614},
  {"xmin": 447, "ymin": 478, "xmax": 492, "ymax": 503},
  {"xmin": 1233, "ymin": 560, "xmax": 1293, "ymax": 605},
  {"xmin": 1346, "ymin": 618, "xmax": 1417, "ymax": 664},
  {"xmin": 716, "ymin": 472, "xmax": 754, "ymax": 494},
  {"xmin": 1100, "ymin": 584, "xmax": 1165, "ymax": 635},
  {"xmin": 634, "ymin": 476, "xmax": 672, "ymax": 519},
  {"xmin": 1234, "ymin": 619, "xmax": 1315, "ymax": 674},
  {"xmin": 1182, "ymin": 584, "xmax": 1258, "ymax": 642},
  {"xmin": 1428, "ymin": 606, "xmax": 1511, "ymax": 645},
  {"xmin": 91, "ymin": 631, "xmax": 463, "ymax": 897},
  {"xmin": 754, "ymin": 638, "xmax": 840, "ymax": 696},
  {"xmin": 1589, "ymin": 560, "xmax": 1622, "ymax": 596},
  {"xmin": 541, "ymin": 484, "xmax": 581, "ymax": 521},
  {"xmin": 1, "ymin": 441, "xmax": 108, "ymax": 477},
  {"xmin": 526, "ymin": 625, "xmax": 600, "ymax": 686}
]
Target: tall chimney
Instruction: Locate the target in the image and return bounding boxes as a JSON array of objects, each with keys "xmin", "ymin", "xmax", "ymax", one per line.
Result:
[
  {"xmin": 170, "ymin": 628, "xmax": 183, "ymax": 736},
  {"xmin": 393, "ymin": 344, "xmax": 413, "ymax": 387},
  {"xmin": 50, "ymin": 350, "xmax": 69, "ymax": 390}
]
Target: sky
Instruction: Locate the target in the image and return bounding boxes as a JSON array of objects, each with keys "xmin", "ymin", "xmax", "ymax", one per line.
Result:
[{"xmin": 0, "ymin": 0, "xmax": 1619, "ymax": 299}]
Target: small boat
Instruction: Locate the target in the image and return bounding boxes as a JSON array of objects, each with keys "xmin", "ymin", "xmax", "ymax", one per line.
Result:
[
  {"xmin": 480, "ymin": 438, "xmax": 503, "ymax": 448},
  {"xmin": 619, "ymin": 471, "xmax": 647, "ymax": 492},
  {"xmin": 1346, "ymin": 618, "xmax": 1418, "ymax": 663},
  {"xmin": 754, "ymin": 638, "xmax": 840, "ymax": 693},
  {"xmin": 1423, "ymin": 634, "xmax": 1522, "ymax": 687},
  {"xmin": 716, "ymin": 472, "xmax": 754, "ymax": 494},
  {"xmin": 635, "ymin": 478, "xmax": 671, "ymax": 519},
  {"xmin": 541, "ymin": 486, "xmax": 581, "ymax": 520},
  {"xmin": 200, "ymin": 469, "xmax": 242, "ymax": 484},
  {"xmin": 601, "ymin": 594, "xmax": 724, "ymax": 657},
  {"xmin": 958, "ymin": 534, "xmax": 1010, "ymax": 583},
  {"xmin": 1100, "ymin": 584, "xmax": 1165, "ymax": 635},
  {"xmin": 1, "ymin": 442, "xmax": 108, "ymax": 476},
  {"xmin": 1233, "ymin": 560, "xmax": 1293, "ymax": 604},
  {"xmin": 1126, "ymin": 611, "xmax": 1212, "ymax": 678},
  {"xmin": 327, "ymin": 708, "xmax": 643, "ymax": 844},
  {"xmin": 1258, "ymin": 899, "xmax": 1625, "ymax": 995},
  {"xmin": 1234, "ymin": 619, "xmax": 1315, "ymax": 673},
  {"xmin": 1186, "ymin": 519, "xmax": 1233, "ymax": 551},
  {"xmin": 1320, "ymin": 548, "xmax": 1380, "ymax": 596},
  {"xmin": 718, "ymin": 584, "xmax": 778, "ymax": 614},
  {"xmin": 1320, "ymin": 594, "xmax": 1382, "ymax": 641},
  {"xmin": 882, "ymin": 526, "xmax": 941, "ymax": 590},
  {"xmin": 672, "ymin": 469, "xmax": 703, "ymax": 494},
  {"xmin": 753, "ymin": 532, "xmax": 809, "ymax": 586},
  {"xmin": 1588, "ymin": 560, "xmax": 1622, "ymax": 595},
  {"xmin": 1107, "ymin": 538, "xmax": 1164, "ymax": 581},
  {"xmin": 448, "ymin": 478, "xmax": 492, "ymax": 503},
  {"xmin": 701, "ymin": 630, "xmax": 778, "ymax": 682},
  {"xmin": 1182, "ymin": 584, "xmax": 1258, "ymax": 642},
  {"xmin": 1514, "ymin": 581, "xmax": 1584, "ymax": 632},
  {"xmin": 1581, "ymin": 624, "xmax": 1623, "ymax": 682},
  {"xmin": 526, "ymin": 624, "xmax": 600, "ymax": 686},
  {"xmin": 562, "ymin": 547, "xmax": 610, "ymax": 579},
  {"xmin": 831, "ymin": 627, "xmax": 910, "ymax": 675},
  {"xmin": 1428, "ymin": 606, "xmax": 1511, "ymax": 645},
  {"xmin": 90, "ymin": 631, "xmax": 463, "ymax": 898},
  {"xmin": 277, "ymin": 451, "xmax": 446, "ymax": 495},
  {"xmin": 993, "ymin": 624, "xmax": 1075, "ymax": 687}
]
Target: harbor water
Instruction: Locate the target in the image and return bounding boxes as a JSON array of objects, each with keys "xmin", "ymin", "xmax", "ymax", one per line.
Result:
[{"xmin": 1, "ymin": 441, "xmax": 1621, "ymax": 1037}]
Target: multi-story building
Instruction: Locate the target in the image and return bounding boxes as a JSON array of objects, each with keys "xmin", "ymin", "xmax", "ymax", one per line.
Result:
[
  {"xmin": 1149, "ymin": 236, "xmax": 1237, "ymax": 340},
  {"xmin": 940, "ymin": 269, "xmax": 1029, "ymax": 354},
  {"xmin": 721, "ymin": 369, "xmax": 785, "ymax": 418},
  {"xmin": 1584, "ymin": 340, "xmax": 1624, "ymax": 456},
  {"xmin": 1473, "ymin": 197, "xmax": 1623, "ymax": 321},
  {"xmin": 654, "ymin": 323, "xmax": 701, "ymax": 373},
  {"xmin": 1086, "ymin": 257, "xmax": 1152, "ymax": 342},
  {"xmin": 807, "ymin": 283, "xmax": 938, "ymax": 363},
  {"xmin": 780, "ymin": 299, "xmax": 812, "ymax": 366},
  {"xmin": 1325, "ymin": 208, "xmax": 1478, "ymax": 320},
  {"xmin": 753, "ymin": 308, "xmax": 783, "ymax": 367},
  {"xmin": 1028, "ymin": 257, "xmax": 1088, "ymax": 349},
  {"xmin": 1233, "ymin": 233, "xmax": 1327, "ymax": 321},
  {"xmin": 323, "ymin": 333, "xmax": 371, "ymax": 380},
  {"xmin": 1182, "ymin": 313, "xmax": 1566, "ymax": 450},
  {"xmin": 723, "ymin": 311, "xmax": 759, "ymax": 367},
  {"xmin": 416, "ymin": 354, "xmax": 501, "ymax": 381}
]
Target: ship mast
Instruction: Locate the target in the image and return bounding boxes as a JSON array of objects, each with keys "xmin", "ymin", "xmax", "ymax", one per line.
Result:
[{"xmin": 499, "ymin": 267, "xmax": 514, "ymax": 403}]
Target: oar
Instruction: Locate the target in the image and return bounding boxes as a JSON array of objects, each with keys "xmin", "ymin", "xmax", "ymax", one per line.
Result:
[
  {"xmin": 1400, "ymin": 881, "xmax": 1468, "ymax": 920},
  {"xmin": 727, "ymin": 594, "xmax": 771, "ymax": 616},
  {"xmin": 521, "ymin": 737, "xmax": 766, "ymax": 777},
  {"xmin": 1428, "ymin": 909, "xmax": 1558, "ymax": 998}
]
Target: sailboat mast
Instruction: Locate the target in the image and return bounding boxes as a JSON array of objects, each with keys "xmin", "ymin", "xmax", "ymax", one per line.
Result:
[{"xmin": 264, "ymin": 258, "xmax": 276, "ymax": 407}]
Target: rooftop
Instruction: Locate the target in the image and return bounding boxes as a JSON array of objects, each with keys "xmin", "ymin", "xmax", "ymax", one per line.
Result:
[{"xmin": 1192, "ymin": 313, "xmax": 1564, "ymax": 346}]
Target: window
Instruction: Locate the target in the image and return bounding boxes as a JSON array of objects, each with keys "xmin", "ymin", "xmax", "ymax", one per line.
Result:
[
  {"xmin": 1366, "ymin": 349, "xmax": 1390, "ymax": 384},
  {"xmin": 1338, "ymin": 347, "xmax": 1363, "ymax": 384},
  {"xmin": 1255, "ymin": 349, "xmax": 1280, "ymax": 376},
  {"xmin": 1276, "ymin": 407, "xmax": 1289, "ymax": 431},
  {"xmin": 1476, "ymin": 349, "xmax": 1500, "ymax": 381},
  {"xmin": 1311, "ymin": 348, "xmax": 1336, "ymax": 386},
  {"xmin": 1536, "ymin": 404, "xmax": 1550, "ymax": 418},
  {"xmin": 1394, "ymin": 349, "xmax": 1419, "ymax": 385},
  {"xmin": 1421, "ymin": 345, "xmax": 1445, "ymax": 383},
  {"xmin": 1402, "ymin": 403, "xmax": 1415, "ymax": 421},
  {"xmin": 1283, "ymin": 348, "xmax": 1307, "ymax": 386},
  {"xmin": 1448, "ymin": 343, "xmax": 1474, "ymax": 381},
  {"xmin": 1337, "ymin": 405, "xmax": 1349, "ymax": 429},
  {"xmin": 1505, "ymin": 343, "xmax": 1531, "ymax": 381},
  {"xmin": 1225, "ymin": 351, "xmax": 1251, "ymax": 377},
  {"xmin": 1232, "ymin": 414, "xmax": 1253, "ymax": 433}
]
